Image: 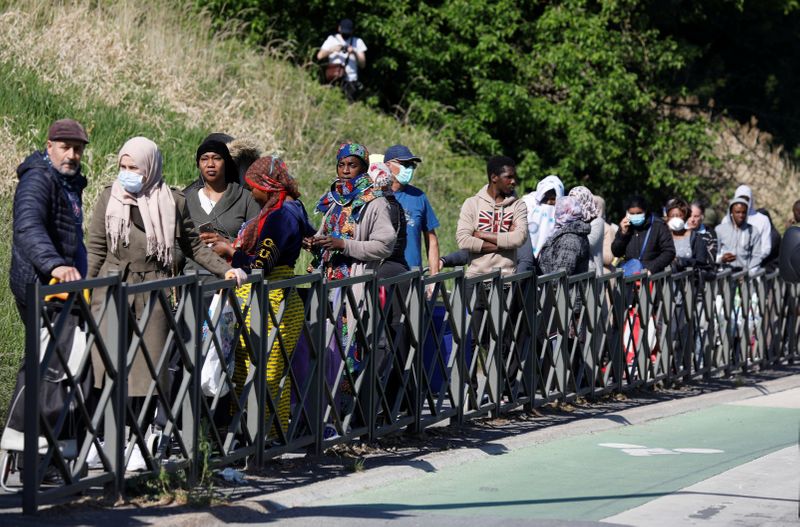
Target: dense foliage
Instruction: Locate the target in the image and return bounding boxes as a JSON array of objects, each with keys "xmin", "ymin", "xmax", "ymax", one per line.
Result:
[{"xmin": 201, "ymin": 0, "xmax": 799, "ymax": 211}]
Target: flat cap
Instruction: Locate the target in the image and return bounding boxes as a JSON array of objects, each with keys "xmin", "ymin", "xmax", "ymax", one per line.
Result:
[{"xmin": 48, "ymin": 119, "xmax": 89, "ymax": 144}]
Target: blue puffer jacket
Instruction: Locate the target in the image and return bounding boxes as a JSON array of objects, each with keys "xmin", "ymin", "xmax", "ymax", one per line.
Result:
[{"xmin": 10, "ymin": 151, "xmax": 87, "ymax": 304}]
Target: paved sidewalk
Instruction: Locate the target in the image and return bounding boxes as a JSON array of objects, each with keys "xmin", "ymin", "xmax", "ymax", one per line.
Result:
[{"xmin": 4, "ymin": 371, "xmax": 800, "ymax": 526}]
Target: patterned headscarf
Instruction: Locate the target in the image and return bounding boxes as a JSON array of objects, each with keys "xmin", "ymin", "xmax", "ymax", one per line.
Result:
[
  {"xmin": 568, "ymin": 186, "xmax": 599, "ymax": 222},
  {"xmin": 368, "ymin": 161, "xmax": 392, "ymax": 194},
  {"xmin": 554, "ymin": 196, "xmax": 584, "ymax": 227},
  {"xmin": 336, "ymin": 142, "xmax": 369, "ymax": 166},
  {"xmin": 314, "ymin": 143, "xmax": 377, "ymax": 280},
  {"xmin": 235, "ymin": 156, "xmax": 300, "ymax": 254},
  {"xmin": 106, "ymin": 137, "xmax": 176, "ymax": 268}
]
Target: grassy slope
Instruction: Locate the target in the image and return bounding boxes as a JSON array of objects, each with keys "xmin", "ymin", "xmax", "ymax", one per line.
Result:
[{"xmin": 0, "ymin": 1, "xmax": 484, "ymax": 425}]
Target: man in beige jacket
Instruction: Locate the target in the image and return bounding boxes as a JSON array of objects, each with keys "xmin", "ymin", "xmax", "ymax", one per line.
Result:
[
  {"xmin": 456, "ymin": 156, "xmax": 528, "ymax": 278},
  {"xmin": 456, "ymin": 156, "xmax": 528, "ymax": 406}
]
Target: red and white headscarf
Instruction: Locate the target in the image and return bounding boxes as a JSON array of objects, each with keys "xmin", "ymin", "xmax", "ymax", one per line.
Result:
[{"xmin": 235, "ymin": 156, "xmax": 300, "ymax": 254}]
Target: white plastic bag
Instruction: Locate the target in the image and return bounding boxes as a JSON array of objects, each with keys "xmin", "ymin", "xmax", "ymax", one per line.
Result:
[{"xmin": 200, "ymin": 292, "xmax": 237, "ymax": 397}]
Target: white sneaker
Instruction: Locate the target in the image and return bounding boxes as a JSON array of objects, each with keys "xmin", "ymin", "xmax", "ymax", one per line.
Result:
[
  {"xmin": 86, "ymin": 440, "xmax": 104, "ymax": 469},
  {"xmin": 126, "ymin": 443, "xmax": 147, "ymax": 472}
]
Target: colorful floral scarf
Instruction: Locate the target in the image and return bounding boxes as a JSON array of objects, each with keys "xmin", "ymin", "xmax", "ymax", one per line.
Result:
[{"xmin": 315, "ymin": 173, "xmax": 377, "ymax": 280}]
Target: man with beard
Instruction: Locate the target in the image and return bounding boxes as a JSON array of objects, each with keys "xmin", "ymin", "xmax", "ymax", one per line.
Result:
[{"xmin": 10, "ymin": 118, "xmax": 89, "ymax": 320}]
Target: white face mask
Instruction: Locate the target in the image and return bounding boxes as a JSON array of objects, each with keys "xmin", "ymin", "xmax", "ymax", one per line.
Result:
[{"xmin": 667, "ymin": 217, "xmax": 686, "ymax": 232}]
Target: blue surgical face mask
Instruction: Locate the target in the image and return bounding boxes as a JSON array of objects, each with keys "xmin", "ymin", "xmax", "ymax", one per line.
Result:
[
  {"xmin": 395, "ymin": 165, "xmax": 414, "ymax": 186},
  {"xmin": 118, "ymin": 170, "xmax": 144, "ymax": 194},
  {"xmin": 627, "ymin": 212, "xmax": 646, "ymax": 226}
]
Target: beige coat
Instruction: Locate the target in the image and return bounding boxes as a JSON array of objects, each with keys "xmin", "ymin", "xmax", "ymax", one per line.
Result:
[{"xmin": 87, "ymin": 185, "xmax": 231, "ymax": 396}]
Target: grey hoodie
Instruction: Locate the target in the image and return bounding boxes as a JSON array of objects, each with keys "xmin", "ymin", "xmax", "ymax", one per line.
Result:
[
  {"xmin": 714, "ymin": 196, "xmax": 763, "ymax": 272},
  {"xmin": 720, "ymin": 184, "xmax": 772, "ymax": 263},
  {"xmin": 456, "ymin": 184, "xmax": 528, "ymax": 278}
]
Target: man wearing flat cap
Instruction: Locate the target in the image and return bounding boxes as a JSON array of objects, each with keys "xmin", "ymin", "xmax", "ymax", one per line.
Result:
[{"xmin": 10, "ymin": 118, "xmax": 89, "ymax": 320}]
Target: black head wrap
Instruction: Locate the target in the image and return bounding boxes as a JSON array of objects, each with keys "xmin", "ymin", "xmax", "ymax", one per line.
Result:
[{"xmin": 195, "ymin": 139, "xmax": 239, "ymax": 186}]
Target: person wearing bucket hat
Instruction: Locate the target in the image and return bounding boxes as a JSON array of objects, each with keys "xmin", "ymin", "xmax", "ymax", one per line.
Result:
[
  {"xmin": 317, "ymin": 18, "xmax": 367, "ymax": 101},
  {"xmin": 10, "ymin": 118, "xmax": 90, "ymax": 319},
  {"xmin": 384, "ymin": 144, "xmax": 441, "ymax": 282},
  {"xmin": 180, "ymin": 138, "xmax": 260, "ymax": 274}
]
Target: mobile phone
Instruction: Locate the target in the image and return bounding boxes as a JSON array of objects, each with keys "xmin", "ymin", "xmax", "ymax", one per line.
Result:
[{"xmin": 198, "ymin": 222, "xmax": 215, "ymax": 233}]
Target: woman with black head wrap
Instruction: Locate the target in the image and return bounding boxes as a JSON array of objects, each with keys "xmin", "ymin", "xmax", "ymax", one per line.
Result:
[{"xmin": 181, "ymin": 138, "xmax": 260, "ymax": 273}]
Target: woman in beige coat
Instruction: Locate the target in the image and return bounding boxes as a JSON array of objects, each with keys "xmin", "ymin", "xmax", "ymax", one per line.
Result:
[{"xmin": 87, "ymin": 137, "xmax": 244, "ymax": 467}]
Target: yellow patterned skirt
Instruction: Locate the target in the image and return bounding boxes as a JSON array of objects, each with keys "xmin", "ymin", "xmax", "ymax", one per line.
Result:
[{"xmin": 232, "ymin": 266, "xmax": 304, "ymax": 438}]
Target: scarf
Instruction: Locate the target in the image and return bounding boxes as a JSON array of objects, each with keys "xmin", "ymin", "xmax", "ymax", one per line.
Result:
[
  {"xmin": 568, "ymin": 185, "xmax": 599, "ymax": 222},
  {"xmin": 554, "ymin": 196, "xmax": 584, "ymax": 228},
  {"xmin": 106, "ymin": 137, "xmax": 176, "ymax": 268},
  {"xmin": 336, "ymin": 142, "xmax": 369, "ymax": 165},
  {"xmin": 525, "ymin": 175, "xmax": 564, "ymax": 257},
  {"xmin": 235, "ymin": 156, "xmax": 299, "ymax": 255},
  {"xmin": 315, "ymin": 173, "xmax": 377, "ymax": 280},
  {"xmin": 368, "ymin": 161, "xmax": 393, "ymax": 195}
]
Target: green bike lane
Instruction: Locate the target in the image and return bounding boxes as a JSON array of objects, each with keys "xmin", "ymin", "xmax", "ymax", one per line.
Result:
[{"xmin": 320, "ymin": 394, "xmax": 800, "ymax": 522}]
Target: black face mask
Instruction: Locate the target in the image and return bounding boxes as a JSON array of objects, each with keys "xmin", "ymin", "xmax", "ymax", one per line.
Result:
[{"xmin": 341, "ymin": 32, "xmax": 353, "ymax": 39}]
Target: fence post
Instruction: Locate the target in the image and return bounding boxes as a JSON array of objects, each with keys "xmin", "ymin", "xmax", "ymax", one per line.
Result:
[
  {"xmin": 410, "ymin": 269, "xmax": 423, "ymax": 434},
  {"xmin": 365, "ymin": 272, "xmax": 379, "ymax": 442},
  {"xmin": 455, "ymin": 269, "xmax": 467, "ymax": 425},
  {"xmin": 524, "ymin": 273, "xmax": 537, "ymax": 412},
  {"xmin": 109, "ymin": 273, "xmax": 126, "ymax": 501},
  {"xmin": 185, "ymin": 272, "xmax": 201, "ymax": 486},
  {"xmin": 22, "ymin": 282, "xmax": 41, "ymax": 515},
  {"xmin": 310, "ymin": 275, "xmax": 326, "ymax": 455},
  {"xmin": 489, "ymin": 271, "xmax": 503, "ymax": 416},
  {"xmin": 250, "ymin": 270, "xmax": 266, "ymax": 468}
]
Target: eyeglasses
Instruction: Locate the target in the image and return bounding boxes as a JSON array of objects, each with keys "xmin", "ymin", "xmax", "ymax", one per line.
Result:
[{"xmin": 391, "ymin": 159, "xmax": 418, "ymax": 169}]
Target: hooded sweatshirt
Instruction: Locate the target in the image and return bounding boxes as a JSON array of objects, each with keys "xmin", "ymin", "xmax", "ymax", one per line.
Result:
[
  {"xmin": 720, "ymin": 185, "xmax": 772, "ymax": 263},
  {"xmin": 456, "ymin": 184, "xmax": 528, "ymax": 278},
  {"xmin": 715, "ymin": 196, "xmax": 763, "ymax": 272},
  {"xmin": 522, "ymin": 175, "xmax": 564, "ymax": 258}
]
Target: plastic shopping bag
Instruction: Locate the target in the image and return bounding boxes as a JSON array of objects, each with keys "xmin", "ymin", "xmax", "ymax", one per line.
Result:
[{"xmin": 200, "ymin": 292, "xmax": 237, "ymax": 397}]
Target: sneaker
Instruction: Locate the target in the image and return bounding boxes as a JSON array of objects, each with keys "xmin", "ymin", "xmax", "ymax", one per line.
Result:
[
  {"xmin": 126, "ymin": 443, "xmax": 147, "ymax": 472},
  {"xmin": 86, "ymin": 440, "xmax": 104, "ymax": 469}
]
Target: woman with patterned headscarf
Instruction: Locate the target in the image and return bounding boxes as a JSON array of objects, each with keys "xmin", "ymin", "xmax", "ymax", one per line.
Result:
[
  {"xmin": 311, "ymin": 142, "xmax": 396, "ymax": 280},
  {"xmin": 568, "ymin": 185, "xmax": 604, "ymax": 275},
  {"xmin": 310, "ymin": 143, "xmax": 396, "ymax": 428},
  {"xmin": 86, "ymin": 136, "xmax": 246, "ymax": 470},
  {"xmin": 537, "ymin": 196, "xmax": 591, "ymax": 276},
  {"xmin": 209, "ymin": 156, "xmax": 316, "ymax": 437}
]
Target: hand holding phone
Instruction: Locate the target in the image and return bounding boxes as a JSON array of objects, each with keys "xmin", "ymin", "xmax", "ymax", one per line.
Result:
[{"xmin": 198, "ymin": 221, "xmax": 215, "ymax": 234}]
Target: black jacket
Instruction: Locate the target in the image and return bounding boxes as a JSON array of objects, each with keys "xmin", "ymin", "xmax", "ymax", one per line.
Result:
[
  {"xmin": 611, "ymin": 215, "xmax": 675, "ymax": 273},
  {"xmin": 10, "ymin": 151, "xmax": 87, "ymax": 304}
]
